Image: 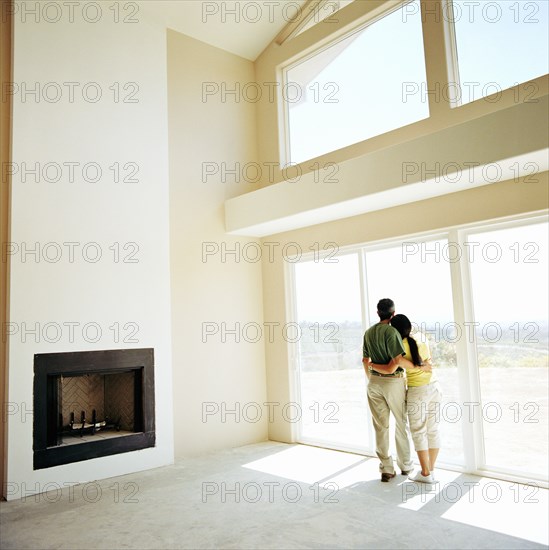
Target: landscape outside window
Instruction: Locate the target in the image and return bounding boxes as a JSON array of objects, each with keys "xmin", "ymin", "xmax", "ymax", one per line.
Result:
[{"xmin": 294, "ymin": 220, "xmax": 548, "ymax": 479}]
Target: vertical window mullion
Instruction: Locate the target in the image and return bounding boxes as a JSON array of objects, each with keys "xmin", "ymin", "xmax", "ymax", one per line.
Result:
[
  {"xmin": 278, "ymin": 66, "xmax": 293, "ymax": 170},
  {"xmin": 286, "ymin": 261, "xmax": 301, "ymax": 444},
  {"xmin": 448, "ymin": 228, "xmax": 485, "ymax": 471},
  {"xmin": 359, "ymin": 248, "xmax": 375, "ymax": 453},
  {"xmin": 420, "ymin": 0, "xmax": 454, "ymax": 116},
  {"xmin": 442, "ymin": 0, "xmax": 462, "ymax": 107},
  {"xmin": 359, "ymin": 248, "xmax": 370, "ymax": 330}
]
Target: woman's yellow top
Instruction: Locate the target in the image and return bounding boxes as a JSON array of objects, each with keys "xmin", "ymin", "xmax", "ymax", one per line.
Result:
[{"xmin": 403, "ymin": 333, "xmax": 436, "ymax": 387}]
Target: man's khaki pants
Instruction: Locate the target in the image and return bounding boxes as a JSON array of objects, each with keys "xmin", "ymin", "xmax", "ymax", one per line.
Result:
[{"xmin": 367, "ymin": 375, "xmax": 413, "ymax": 474}]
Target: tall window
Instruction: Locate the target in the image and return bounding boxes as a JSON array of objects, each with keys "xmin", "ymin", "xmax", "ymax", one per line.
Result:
[
  {"xmin": 363, "ymin": 239, "xmax": 462, "ymax": 465},
  {"xmin": 290, "ymin": 215, "xmax": 549, "ymax": 481},
  {"xmin": 294, "ymin": 253, "xmax": 368, "ymax": 451},
  {"xmin": 450, "ymin": 0, "xmax": 549, "ymax": 105},
  {"xmin": 466, "ymin": 221, "xmax": 548, "ymax": 477},
  {"xmin": 284, "ymin": 0, "xmax": 428, "ymax": 164}
]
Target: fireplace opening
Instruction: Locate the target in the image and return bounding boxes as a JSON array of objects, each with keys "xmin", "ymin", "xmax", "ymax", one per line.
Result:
[
  {"xmin": 53, "ymin": 369, "xmax": 143, "ymax": 447},
  {"xmin": 34, "ymin": 348, "xmax": 155, "ymax": 470}
]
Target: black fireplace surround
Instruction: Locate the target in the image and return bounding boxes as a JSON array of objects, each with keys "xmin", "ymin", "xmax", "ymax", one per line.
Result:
[{"xmin": 33, "ymin": 348, "xmax": 155, "ymax": 470}]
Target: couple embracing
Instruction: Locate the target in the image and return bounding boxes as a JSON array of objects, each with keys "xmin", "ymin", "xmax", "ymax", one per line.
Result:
[{"xmin": 362, "ymin": 298, "xmax": 442, "ymax": 484}]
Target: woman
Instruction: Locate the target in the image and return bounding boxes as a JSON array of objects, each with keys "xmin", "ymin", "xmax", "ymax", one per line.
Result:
[{"xmin": 369, "ymin": 314, "xmax": 442, "ymax": 483}]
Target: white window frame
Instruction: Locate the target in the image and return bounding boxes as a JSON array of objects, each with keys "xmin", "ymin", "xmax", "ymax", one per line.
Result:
[{"xmin": 442, "ymin": 0, "xmax": 462, "ymax": 107}]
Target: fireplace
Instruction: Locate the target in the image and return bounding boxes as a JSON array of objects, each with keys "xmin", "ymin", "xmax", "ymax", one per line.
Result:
[{"xmin": 33, "ymin": 348, "xmax": 155, "ymax": 470}]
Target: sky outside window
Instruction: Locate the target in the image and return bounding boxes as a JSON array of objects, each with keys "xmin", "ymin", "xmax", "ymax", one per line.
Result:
[
  {"xmin": 285, "ymin": 0, "xmax": 548, "ymax": 164},
  {"xmin": 286, "ymin": 0, "xmax": 428, "ymax": 165},
  {"xmin": 453, "ymin": 0, "xmax": 549, "ymax": 104}
]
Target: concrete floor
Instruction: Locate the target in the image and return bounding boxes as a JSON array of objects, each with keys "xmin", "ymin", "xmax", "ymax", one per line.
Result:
[{"xmin": 1, "ymin": 441, "xmax": 547, "ymax": 549}]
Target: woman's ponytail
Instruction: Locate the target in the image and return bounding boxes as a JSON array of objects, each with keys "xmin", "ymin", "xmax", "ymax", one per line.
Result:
[
  {"xmin": 391, "ymin": 314, "xmax": 423, "ymax": 366},
  {"xmin": 406, "ymin": 335, "xmax": 423, "ymax": 367}
]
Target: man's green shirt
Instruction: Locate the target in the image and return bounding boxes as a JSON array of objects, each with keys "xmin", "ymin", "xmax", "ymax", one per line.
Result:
[{"xmin": 363, "ymin": 323, "xmax": 405, "ymax": 371}]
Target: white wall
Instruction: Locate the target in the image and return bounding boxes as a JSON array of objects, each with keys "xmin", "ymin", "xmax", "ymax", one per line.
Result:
[
  {"xmin": 167, "ymin": 31, "xmax": 267, "ymax": 457},
  {"xmin": 7, "ymin": 3, "xmax": 174, "ymax": 499}
]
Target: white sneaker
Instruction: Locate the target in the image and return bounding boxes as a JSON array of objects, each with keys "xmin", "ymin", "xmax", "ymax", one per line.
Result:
[{"xmin": 408, "ymin": 471, "xmax": 435, "ymax": 483}]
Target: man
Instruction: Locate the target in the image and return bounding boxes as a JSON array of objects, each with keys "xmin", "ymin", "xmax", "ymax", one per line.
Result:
[{"xmin": 363, "ymin": 298, "xmax": 413, "ymax": 481}]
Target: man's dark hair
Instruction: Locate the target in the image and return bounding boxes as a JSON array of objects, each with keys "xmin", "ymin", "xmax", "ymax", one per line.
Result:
[{"xmin": 377, "ymin": 298, "xmax": 395, "ymax": 321}]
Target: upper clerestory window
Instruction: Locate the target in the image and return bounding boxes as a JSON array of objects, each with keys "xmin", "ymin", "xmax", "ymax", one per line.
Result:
[
  {"xmin": 282, "ymin": 0, "xmax": 429, "ymax": 165},
  {"xmin": 448, "ymin": 0, "xmax": 549, "ymax": 105}
]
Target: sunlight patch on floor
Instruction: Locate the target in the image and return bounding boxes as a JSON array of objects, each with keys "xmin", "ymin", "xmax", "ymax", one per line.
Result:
[
  {"xmin": 317, "ymin": 459, "xmax": 374, "ymax": 490},
  {"xmin": 242, "ymin": 444, "xmax": 365, "ymax": 484},
  {"xmin": 439, "ymin": 477, "xmax": 549, "ymax": 546},
  {"xmin": 399, "ymin": 468, "xmax": 548, "ymax": 546},
  {"xmin": 398, "ymin": 469, "xmax": 462, "ymax": 511}
]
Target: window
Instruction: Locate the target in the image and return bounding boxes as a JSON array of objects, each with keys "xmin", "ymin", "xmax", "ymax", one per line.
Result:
[
  {"xmin": 289, "ymin": 214, "xmax": 549, "ymax": 481},
  {"xmin": 294, "ymin": 253, "xmax": 369, "ymax": 451},
  {"xmin": 363, "ymin": 239, "xmax": 462, "ymax": 465},
  {"xmin": 284, "ymin": 0, "xmax": 429, "ymax": 165},
  {"xmin": 449, "ymin": 0, "xmax": 549, "ymax": 105},
  {"xmin": 466, "ymin": 221, "xmax": 548, "ymax": 477}
]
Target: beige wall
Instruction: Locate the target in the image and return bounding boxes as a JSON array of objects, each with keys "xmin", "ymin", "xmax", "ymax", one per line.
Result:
[{"xmin": 167, "ymin": 31, "xmax": 267, "ymax": 457}]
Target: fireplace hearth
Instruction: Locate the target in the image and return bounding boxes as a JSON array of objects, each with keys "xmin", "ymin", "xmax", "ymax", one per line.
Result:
[{"xmin": 33, "ymin": 348, "xmax": 155, "ymax": 470}]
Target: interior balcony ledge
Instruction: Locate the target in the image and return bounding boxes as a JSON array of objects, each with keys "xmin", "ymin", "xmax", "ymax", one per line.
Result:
[{"xmin": 225, "ymin": 95, "xmax": 548, "ymax": 237}]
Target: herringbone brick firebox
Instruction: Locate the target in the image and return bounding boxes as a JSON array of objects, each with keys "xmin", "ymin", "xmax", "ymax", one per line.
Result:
[{"xmin": 60, "ymin": 372, "xmax": 135, "ymax": 433}]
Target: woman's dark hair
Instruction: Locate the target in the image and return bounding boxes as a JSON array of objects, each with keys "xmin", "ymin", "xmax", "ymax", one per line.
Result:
[{"xmin": 390, "ymin": 314, "xmax": 423, "ymax": 366}]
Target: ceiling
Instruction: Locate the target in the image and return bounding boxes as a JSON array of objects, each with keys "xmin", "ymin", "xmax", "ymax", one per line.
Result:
[{"xmin": 142, "ymin": 0, "xmax": 309, "ymax": 61}]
